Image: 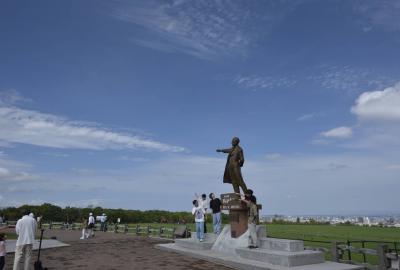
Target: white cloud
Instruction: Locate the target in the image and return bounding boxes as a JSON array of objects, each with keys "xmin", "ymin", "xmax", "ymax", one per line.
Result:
[
  {"xmin": 235, "ymin": 66, "xmax": 397, "ymax": 93},
  {"xmin": 0, "ymin": 166, "xmax": 39, "ymax": 182},
  {"xmin": 308, "ymin": 65, "xmax": 396, "ymax": 94},
  {"xmin": 354, "ymin": 1, "xmax": 400, "ymax": 32},
  {"xmin": 386, "ymin": 164, "xmax": 400, "ymax": 171},
  {"xmin": 297, "ymin": 114, "xmax": 315, "ymax": 121},
  {"xmin": 2, "ymin": 152, "xmax": 400, "ymax": 214},
  {"xmin": 112, "ymin": 1, "xmax": 299, "ymax": 60},
  {"xmin": 112, "ymin": 1, "xmax": 254, "ymax": 59},
  {"xmin": 265, "ymin": 153, "xmax": 282, "ymax": 161},
  {"xmin": 0, "ymin": 105, "xmax": 185, "ymax": 152},
  {"xmin": 234, "ymin": 75, "xmax": 297, "ymax": 91},
  {"xmin": 0, "ymin": 89, "xmax": 31, "ymax": 106},
  {"xmin": 321, "ymin": 126, "xmax": 353, "ymax": 139},
  {"xmin": 351, "ymin": 82, "xmax": 400, "ymax": 121}
]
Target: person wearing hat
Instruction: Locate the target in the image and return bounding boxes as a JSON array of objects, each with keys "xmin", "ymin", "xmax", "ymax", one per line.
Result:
[
  {"xmin": 86, "ymin": 213, "xmax": 95, "ymax": 238},
  {"xmin": 100, "ymin": 213, "xmax": 107, "ymax": 232}
]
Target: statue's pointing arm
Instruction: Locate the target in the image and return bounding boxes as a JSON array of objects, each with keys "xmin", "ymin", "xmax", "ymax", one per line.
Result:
[{"xmin": 216, "ymin": 148, "xmax": 232, "ymax": 153}]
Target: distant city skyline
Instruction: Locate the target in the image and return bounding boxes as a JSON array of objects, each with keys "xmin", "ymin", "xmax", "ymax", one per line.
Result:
[{"xmin": 1, "ymin": 0, "xmax": 400, "ymax": 215}]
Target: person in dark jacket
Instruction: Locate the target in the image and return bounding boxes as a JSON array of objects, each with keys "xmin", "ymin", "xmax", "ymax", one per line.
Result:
[{"xmin": 209, "ymin": 193, "xmax": 222, "ymax": 234}]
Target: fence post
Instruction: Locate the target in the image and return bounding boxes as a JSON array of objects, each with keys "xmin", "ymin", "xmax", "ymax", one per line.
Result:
[
  {"xmin": 114, "ymin": 223, "xmax": 118, "ymax": 233},
  {"xmin": 331, "ymin": 241, "xmax": 340, "ymax": 262},
  {"xmin": 49, "ymin": 221, "xmax": 52, "ymax": 229},
  {"xmin": 172, "ymin": 226, "xmax": 176, "ymax": 240},
  {"xmin": 147, "ymin": 225, "xmax": 150, "ymax": 236},
  {"xmin": 377, "ymin": 244, "xmax": 389, "ymax": 270},
  {"xmin": 347, "ymin": 240, "xmax": 352, "ymax": 261},
  {"xmin": 159, "ymin": 226, "xmax": 162, "ymax": 237},
  {"xmin": 124, "ymin": 224, "xmax": 128, "ymax": 234},
  {"xmin": 361, "ymin": 241, "xmax": 366, "ymax": 263},
  {"xmin": 136, "ymin": 224, "xmax": 139, "ymax": 236}
]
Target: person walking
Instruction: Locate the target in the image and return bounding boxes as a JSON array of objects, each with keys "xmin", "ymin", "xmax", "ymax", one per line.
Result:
[
  {"xmin": 80, "ymin": 217, "xmax": 88, "ymax": 239},
  {"xmin": 86, "ymin": 213, "xmax": 95, "ymax": 238},
  {"xmin": 209, "ymin": 193, "xmax": 222, "ymax": 234},
  {"xmin": 192, "ymin": 200, "xmax": 205, "ymax": 242},
  {"xmin": 13, "ymin": 210, "xmax": 37, "ymax": 270}
]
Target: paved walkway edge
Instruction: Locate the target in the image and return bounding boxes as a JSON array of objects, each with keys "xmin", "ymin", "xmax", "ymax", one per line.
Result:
[
  {"xmin": 155, "ymin": 243, "xmax": 363, "ymax": 270},
  {"xmin": 6, "ymin": 239, "xmax": 70, "ymax": 254}
]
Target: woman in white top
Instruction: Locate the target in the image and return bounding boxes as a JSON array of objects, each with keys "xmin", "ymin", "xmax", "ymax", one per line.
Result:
[{"xmin": 192, "ymin": 200, "xmax": 205, "ymax": 242}]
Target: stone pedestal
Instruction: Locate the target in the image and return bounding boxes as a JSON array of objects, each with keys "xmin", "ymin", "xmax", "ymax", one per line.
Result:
[
  {"xmin": 157, "ymin": 226, "xmax": 363, "ymax": 270},
  {"xmin": 221, "ymin": 193, "xmax": 248, "ymax": 238},
  {"xmin": 221, "ymin": 193, "xmax": 262, "ymax": 238}
]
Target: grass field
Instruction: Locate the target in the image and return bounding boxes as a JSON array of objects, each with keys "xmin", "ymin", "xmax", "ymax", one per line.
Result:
[
  {"xmin": 132, "ymin": 223, "xmax": 400, "ymax": 265},
  {"xmin": 267, "ymin": 224, "xmax": 400, "ymax": 265}
]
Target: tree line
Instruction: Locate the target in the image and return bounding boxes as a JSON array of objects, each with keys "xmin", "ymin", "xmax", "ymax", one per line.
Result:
[{"xmin": 0, "ymin": 203, "xmax": 229, "ymax": 224}]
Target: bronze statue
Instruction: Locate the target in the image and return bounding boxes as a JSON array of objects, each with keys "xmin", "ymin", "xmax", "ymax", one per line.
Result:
[{"xmin": 216, "ymin": 137, "xmax": 248, "ymax": 194}]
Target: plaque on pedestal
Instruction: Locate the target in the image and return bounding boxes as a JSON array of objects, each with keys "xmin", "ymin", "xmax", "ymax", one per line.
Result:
[{"xmin": 221, "ymin": 193, "xmax": 248, "ymax": 238}]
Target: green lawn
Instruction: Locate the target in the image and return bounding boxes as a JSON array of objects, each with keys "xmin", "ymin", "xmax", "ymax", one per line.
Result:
[
  {"xmin": 267, "ymin": 224, "xmax": 400, "ymax": 242},
  {"xmin": 129, "ymin": 223, "xmax": 400, "ymax": 265},
  {"xmin": 267, "ymin": 224, "xmax": 400, "ymax": 265}
]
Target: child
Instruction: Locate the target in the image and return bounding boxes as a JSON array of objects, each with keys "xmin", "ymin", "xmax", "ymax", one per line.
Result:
[
  {"xmin": 192, "ymin": 200, "xmax": 205, "ymax": 242},
  {"xmin": 0, "ymin": 233, "xmax": 6, "ymax": 270}
]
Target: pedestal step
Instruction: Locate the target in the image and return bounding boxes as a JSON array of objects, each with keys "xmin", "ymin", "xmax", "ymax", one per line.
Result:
[
  {"xmin": 191, "ymin": 233, "xmax": 218, "ymax": 242},
  {"xmin": 175, "ymin": 238, "xmax": 214, "ymax": 250},
  {"xmin": 236, "ymin": 247, "xmax": 325, "ymax": 267},
  {"xmin": 259, "ymin": 238, "xmax": 304, "ymax": 252}
]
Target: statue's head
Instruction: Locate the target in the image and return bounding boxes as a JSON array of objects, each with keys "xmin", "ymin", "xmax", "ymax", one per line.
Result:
[{"xmin": 231, "ymin": 137, "xmax": 240, "ymax": 146}]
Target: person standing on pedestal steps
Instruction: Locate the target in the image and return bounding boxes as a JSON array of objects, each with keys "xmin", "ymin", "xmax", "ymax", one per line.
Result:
[
  {"xmin": 192, "ymin": 200, "xmax": 205, "ymax": 242},
  {"xmin": 241, "ymin": 190, "xmax": 259, "ymax": 249},
  {"xmin": 209, "ymin": 193, "xmax": 222, "ymax": 234},
  {"xmin": 216, "ymin": 137, "xmax": 248, "ymax": 194},
  {"xmin": 195, "ymin": 193, "xmax": 208, "ymax": 234}
]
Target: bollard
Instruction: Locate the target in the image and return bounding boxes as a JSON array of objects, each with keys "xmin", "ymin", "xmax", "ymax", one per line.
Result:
[
  {"xmin": 331, "ymin": 241, "xmax": 340, "ymax": 262},
  {"xmin": 377, "ymin": 244, "xmax": 390, "ymax": 270}
]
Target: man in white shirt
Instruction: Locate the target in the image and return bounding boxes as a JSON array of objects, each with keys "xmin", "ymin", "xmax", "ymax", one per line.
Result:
[
  {"xmin": 13, "ymin": 210, "xmax": 37, "ymax": 270},
  {"xmin": 100, "ymin": 213, "xmax": 107, "ymax": 232}
]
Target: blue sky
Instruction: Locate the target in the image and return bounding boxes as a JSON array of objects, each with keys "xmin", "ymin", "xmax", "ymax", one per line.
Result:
[{"xmin": 1, "ymin": 0, "xmax": 400, "ymax": 215}]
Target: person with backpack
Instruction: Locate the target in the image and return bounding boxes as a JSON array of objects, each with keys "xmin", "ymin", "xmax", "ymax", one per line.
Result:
[{"xmin": 192, "ymin": 200, "xmax": 205, "ymax": 242}]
